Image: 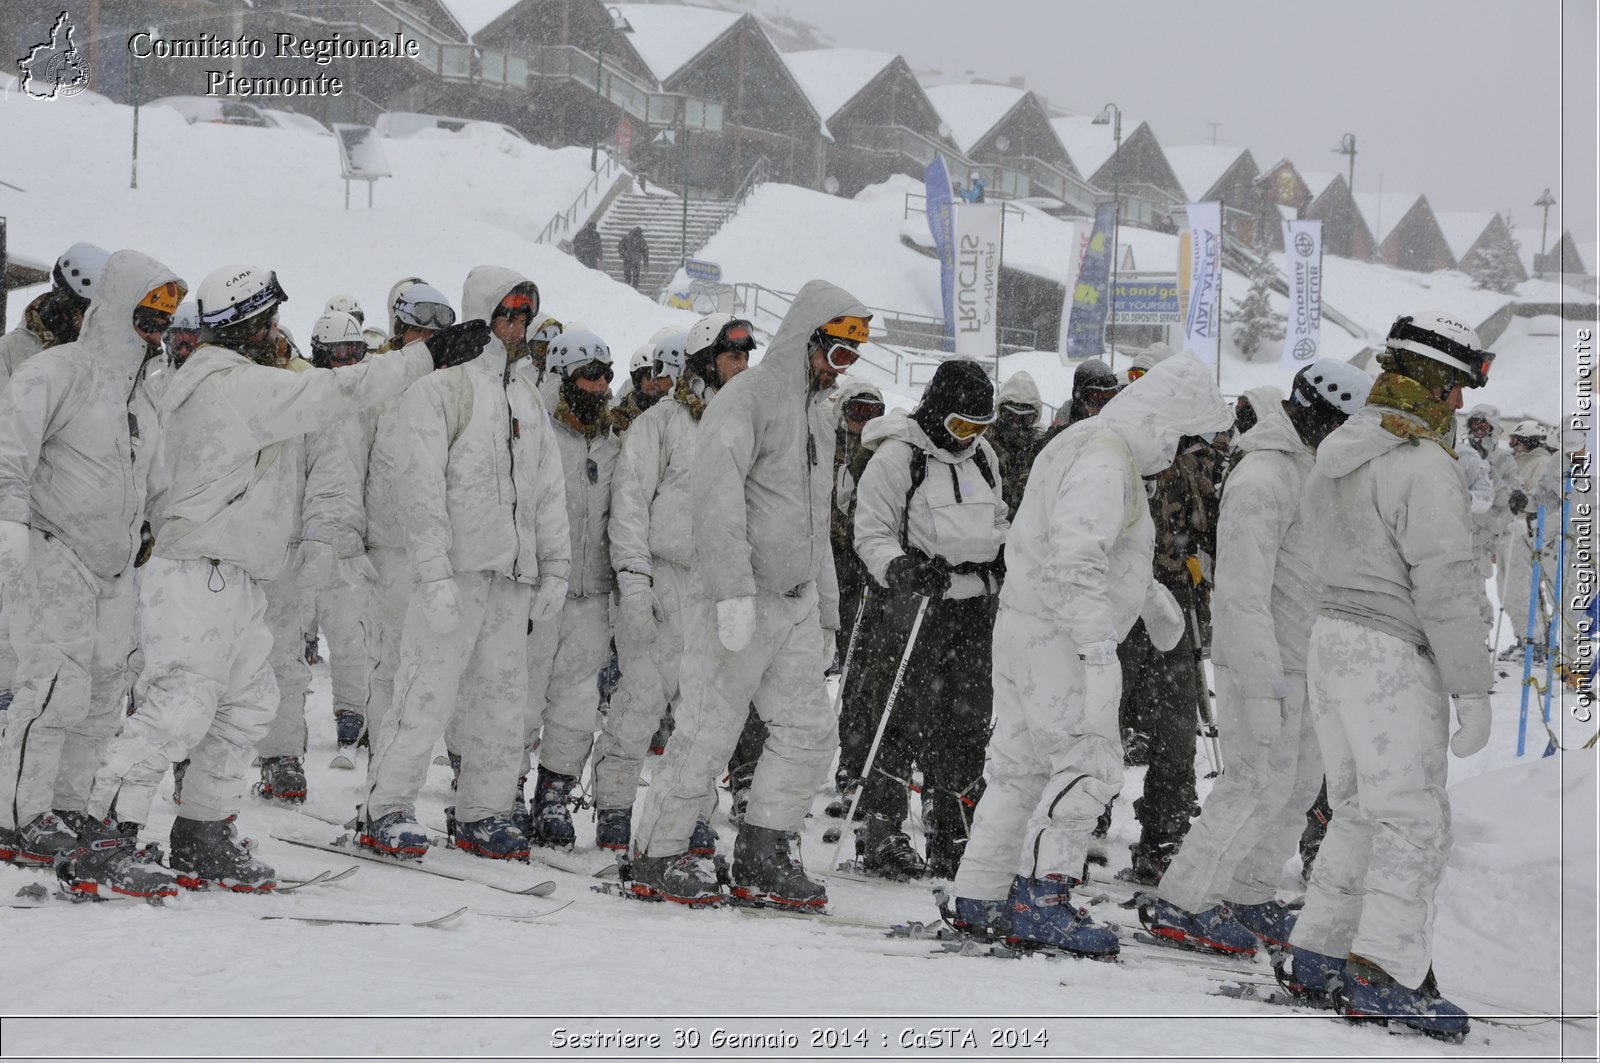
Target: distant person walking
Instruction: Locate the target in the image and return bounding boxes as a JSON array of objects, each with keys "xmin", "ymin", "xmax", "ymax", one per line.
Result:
[
  {"xmin": 574, "ymin": 222, "xmax": 603, "ymax": 271},
  {"xmin": 619, "ymin": 227, "xmax": 650, "ymax": 290}
]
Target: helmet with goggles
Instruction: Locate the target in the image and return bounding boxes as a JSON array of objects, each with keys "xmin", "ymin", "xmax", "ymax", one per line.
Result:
[
  {"xmin": 649, "ymin": 328, "xmax": 689, "ymax": 383},
  {"xmin": 195, "ymin": 265, "xmax": 287, "ymax": 341},
  {"xmin": 311, "ymin": 309, "xmax": 368, "ymax": 368},
  {"xmin": 392, "ymin": 282, "xmax": 456, "ymax": 332},
  {"xmin": 686, "ymin": 314, "xmax": 756, "ymax": 382},
  {"xmin": 1381, "ymin": 312, "xmax": 1493, "ymax": 389},
  {"xmin": 812, "ymin": 313, "xmax": 871, "ymax": 371},
  {"xmin": 547, "ymin": 329, "xmax": 613, "ymax": 380}
]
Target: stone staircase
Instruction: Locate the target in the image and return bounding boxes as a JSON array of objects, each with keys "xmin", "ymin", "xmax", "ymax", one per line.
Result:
[{"xmin": 592, "ymin": 192, "xmax": 738, "ymax": 297}]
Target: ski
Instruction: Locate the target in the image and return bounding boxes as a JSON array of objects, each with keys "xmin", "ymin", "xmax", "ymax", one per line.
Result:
[
  {"xmin": 259, "ymin": 905, "xmax": 468, "ymax": 928},
  {"xmin": 277, "ymin": 866, "xmax": 360, "ymax": 893},
  {"xmin": 591, "ymin": 879, "xmax": 725, "ymax": 908},
  {"xmin": 426, "ymin": 820, "xmax": 622, "ymax": 879},
  {"xmin": 270, "ymin": 833, "xmax": 557, "ymax": 897},
  {"xmin": 329, "ymin": 753, "xmax": 356, "ymax": 771},
  {"xmin": 477, "ymin": 900, "xmax": 576, "ymax": 922}
]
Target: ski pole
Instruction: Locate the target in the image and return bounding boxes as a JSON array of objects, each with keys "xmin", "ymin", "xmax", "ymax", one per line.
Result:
[
  {"xmin": 829, "ymin": 584, "xmax": 870, "ymax": 719},
  {"xmin": 1539, "ymin": 480, "xmax": 1570, "ymax": 758},
  {"xmin": 827, "ymin": 593, "xmax": 930, "ymax": 874},
  {"xmin": 1185, "ymin": 598, "xmax": 1223, "ymax": 778},
  {"xmin": 1517, "ymin": 505, "xmax": 1546, "ymax": 757}
]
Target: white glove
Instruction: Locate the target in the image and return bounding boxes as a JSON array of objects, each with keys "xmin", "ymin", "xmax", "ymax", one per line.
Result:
[
  {"xmin": 1141, "ymin": 582, "xmax": 1185, "ymax": 653},
  {"xmin": 529, "ymin": 574, "xmax": 568, "ymax": 624},
  {"xmin": 292, "ymin": 539, "xmax": 336, "ymax": 589},
  {"xmin": 419, "ymin": 577, "xmax": 461, "ymax": 635},
  {"xmin": 716, "ymin": 595, "xmax": 756, "ymax": 652},
  {"xmin": 618, "ymin": 574, "xmax": 663, "ymax": 647},
  {"xmin": 1450, "ymin": 694, "xmax": 1492, "ymax": 757},
  {"xmin": 0, "ymin": 520, "xmax": 30, "ymax": 587},
  {"xmin": 1081, "ymin": 661, "xmax": 1123, "ymax": 738},
  {"xmin": 343, "ymin": 553, "xmax": 379, "ymax": 586}
]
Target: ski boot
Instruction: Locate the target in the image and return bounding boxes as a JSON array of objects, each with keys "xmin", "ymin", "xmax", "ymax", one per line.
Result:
[
  {"xmin": 0, "ymin": 826, "xmax": 17, "ymax": 862},
  {"xmin": 1227, "ymin": 898, "xmax": 1297, "ymax": 948},
  {"xmin": 449, "ymin": 810, "xmax": 529, "ymax": 861},
  {"xmin": 1121, "ymin": 727, "xmax": 1151, "ymax": 766},
  {"xmin": 529, "ymin": 766, "xmax": 579, "ymax": 850},
  {"xmin": 255, "ymin": 756, "xmax": 307, "ymax": 804},
  {"xmin": 1338, "ymin": 956, "xmax": 1470, "ymax": 1041},
  {"xmin": 922, "ymin": 794, "xmax": 972, "ymax": 881},
  {"xmin": 728, "ymin": 782, "xmax": 751, "ymax": 828},
  {"xmin": 730, "ymin": 824, "xmax": 827, "ymax": 909},
  {"xmin": 171, "ymin": 758, "xmax": 189, "ymax": 806},
  {"xmin": 1139, "ymin": 897, "xmax": 1258, "ymax": 955},
  {"xmin": 359, "ymin": 809, "xmax": 429, "ymax": 859},
  {"xmin": 628, "ymin": 849, "xmax": 723, "ymax": 906},
  {"xmin": 12, "ymin": 811, "xmax": 81, "ymax": 866},
  {"xmin": 332, "ymin": 710, "xmax": 366, "ymax": 768},
  {"xmin": 595, "ymin": 807, "xmax": 632, "ymax": 852},
  {"xmin": 856, "ymin": 814, "xmax": 926, "ymax": 881},
  {"xmin": 1115, "ymin": 838, "xmax": 1177, "ymax": 886},
  {"xmin": 689, "ymin": 816, "xmax": 719, "ymax": 857},
  {"xmin": 510, "ymin": 775, "xmax": 531, "ymax": 836},
  {"xmin": 447, "ymin": 750, "xmax": 462, "ymax": 793},
  {"xmin": 1005, "ymin": 874, "xmax": 1119, "ymax": 958},
  {"xmin": 1271, "ymin": 946, "xmax": 1345, "ymax": 1006},
  {"xmin": 57, "ymin": 824, "xmax": 180, "ymax": 899},
  {"xmin": 168, "ymin": 815, "xmax": 276, "ymax": 892},
  {"xmin": 941, "ymin": 895, "xmax": 1012, "ymax": 942}
]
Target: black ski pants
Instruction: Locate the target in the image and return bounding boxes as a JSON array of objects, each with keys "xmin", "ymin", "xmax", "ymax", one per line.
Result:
[{"xmin": 1119, "ymin": 578, "xmax": 1204, "ymax": 853}]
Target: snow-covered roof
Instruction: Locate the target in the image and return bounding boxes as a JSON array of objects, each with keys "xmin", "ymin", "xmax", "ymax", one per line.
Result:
[
  {"xmin": 1353, "ymin": 191, "xmax": 1425, "ymax": 243},
  {"xmin": 1300, "ymin": 170, "xmax": 1340, "ymax": 201},
  {"xmin": 782, "ymin": 48, "xmax": 898, "ymax": 122},
  {"xmin": 1163, "ymin": 144, "xmax": 1247, "ymax": 201},
  {"xmin": 1048, "ymin": 116, "xmax": 1120, "ymax": 178},
  {"xmin": 1434, "ymin": 211, "xmax": 1498, "ymax": 260},
  {"xmin": 610, "ymin": 3, "xmax": 741, "ymax": 84},
  {"xmin": 924, "ymin": 83, "xmax": 1028, "ymax": 153},
  {"xmin": 435, "ymin": 0, "xmax": 520, "ymax": 39}
]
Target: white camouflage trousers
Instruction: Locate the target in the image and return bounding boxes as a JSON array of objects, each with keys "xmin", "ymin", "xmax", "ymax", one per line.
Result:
[
  {"xmin": 954, "ymin": 607, "xmax": 1123, "ymax": 901},
  {"xmin": 591, "ymin": 561, "xmax": 687, "ymax": 810},
  {"xmin": 1156, "ymin": 667, "xmax": 1322, "ymax": 911},
  {"xmin": 0, "ymin": 531, "xmax": 135, "ymax": 830},
  {"xmin": 519, "ymin": 593, "xmax": 612, "ymax": 780},
  {"xmin": 255, "ymin": 567, "xmax": 312, "ymax": 759},
  {"xmin": 1289, "ymin": 617, "xmax": 1452, "ymax": 988},
  {"xmin": 364, "ymin": 571, "xmax": 532, "ymax": 824},
  {"xmin": 360, "ymin": 546, "xmax": 410, "ymax": 740},
  {"xmin": 308, "ymin": 570, "xmax": 373, "ymax": 715},
  {"xmin": 633, "ymin": 584, "xmax": 835, "ymax": 857},
  {"xmin": 88, "ymin": 557, "xmax": 277, "ymax": 825}
]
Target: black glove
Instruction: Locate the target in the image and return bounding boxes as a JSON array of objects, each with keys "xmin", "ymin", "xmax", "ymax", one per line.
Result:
[
  {"xmin": 984, "ymin": 552, "xmax": 1006, "ymax": 591},
  {"xmin": 885, "ymin": 549, "xmax": 952, "ymax": 598},
  {"xmin": 135, "ymin": 521, "xmax": 155, "ymax": 568},
  {"xmin": 1507, "ymin": 489, "xmax": 1528, "ymax": 515},
  {"xmin": 424, "ymin": 320, "xmax": 492, "ymax": 369}
]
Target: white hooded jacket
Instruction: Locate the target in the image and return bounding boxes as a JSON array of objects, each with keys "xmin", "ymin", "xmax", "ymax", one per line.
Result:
[
  {"xmin": 610, "ymin": 388, "xmax": 701, "ymax": 575},
  {"xmin": 0, "ymin": 249, "xmax": 180, "ymax": 578},
  {"xmin": 395, "ymin": 266, "xmax": 570, "ymax": 585},
  {"xmin": 1305, "ymin": 406, "xmax": 1491, "ymax": 696},
  {"xmin": 690, "ymin": 279, "xmax": 857, "ymax": 628},
  {"xmin": 1000, "ymin": 352, "xmax": 1233, "ymax": 647},
  {"xmin": 1210, "ymin": 396, "xmax": 1318, "ymax": 696}
]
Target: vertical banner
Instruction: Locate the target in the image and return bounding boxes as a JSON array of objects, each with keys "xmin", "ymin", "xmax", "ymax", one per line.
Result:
[
  {"xmin": 1281, "ymin": 219, "xmax": 1324, "ymax": 366},
  {"xmin": 1181, "ymin": 201, "xmax": 1223, "ymax": 363},
  {"xmin": 954, "ymin": 202, "xmax": 1003, "ymax": 360},
  {"xmin": 1065, "ymin": 201, "xmax": 1118, "ymax": 357},
  {"xmin": 924, "ymin": 157, "xmax": 957, "ymax": 349},
  {"xmin": 1055, "ymin": 220, "xmax": 1090, "ymax": 360}
]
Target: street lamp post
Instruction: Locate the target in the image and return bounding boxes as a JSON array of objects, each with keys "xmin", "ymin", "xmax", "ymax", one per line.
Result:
[
  {"xmin": 1534, "ymin": 187, "xmax": 1557, "ymax": 261},
  {"xmin": 131, "ymin": 27, "xmax": 159, "ymax": 189},
  {"xmin": 1333, "ymin": 132, "xmax": 1357, "ymax": 194},
  {"xmin": 680, "ymin": 119, "xmax": 691, "ymax": 266},
  {"xmin": 1093, "ymin": 103, "xmax": 1122, "ymax": 361},
  {"xmin": 591, "ymin": 6, "xmax": 633, "ymax": 173}
]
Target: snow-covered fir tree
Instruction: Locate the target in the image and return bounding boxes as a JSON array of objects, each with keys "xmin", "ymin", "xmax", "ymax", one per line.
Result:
[
  {"xmin": 1470, "ymin": 229, "xmax": 1524, "ymax": 295},
  {"xmin": 1224, "ymin": 258, "xmax": 1285, "ymax": 358}
]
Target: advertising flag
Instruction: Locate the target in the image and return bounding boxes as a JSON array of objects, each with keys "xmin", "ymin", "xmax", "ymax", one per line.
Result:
[
  {"xmin": 1181, "ymin": 202, "xmax": 1223, "ymax": 363},
  {"xmin": 1065, "ymin": 201, "xmax": 1118, "ymax": 357},
  {"xmin": 924, "ymin": 156, "xmax": 957, "ymax": 348},
  {"xmin": 954, "ymin": 202, "xmax": 1003, "ymax": 360},
  {"xmin": 1054, "ymin": 219, "xmax": 1090, "ymax": 360},
  {"xmin": 1281, "ymin": 219, "xmax": 1324, "ymax": 366}
]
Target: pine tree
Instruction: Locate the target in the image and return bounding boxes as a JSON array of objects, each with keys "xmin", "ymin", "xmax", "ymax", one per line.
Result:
[
  {"xmin": 1470, "ymin": 229, "xmax": 1523, "ymax": 295},
  {"xmin": 1225, "ymin": 258, "xmax": 1285, "ymax": 358}
]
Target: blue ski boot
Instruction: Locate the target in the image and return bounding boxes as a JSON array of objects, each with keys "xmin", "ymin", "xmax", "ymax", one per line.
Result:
[
  {"xmin": 1006, "ymin": 874, "xmax": 1119, "ymax": 958},
  {"xmin": 1228, "ymin": 898, "xmax": 1297, "ymax": 948},
  {"xmin": 689, "ymin": 816, "xmax": 719, "ymax": 857},
  {"xmin": 1271, "ymin": 946, "xmax": 1345, "ymax": 1005},
  {"xmin": 595, "ymin": 807, "xmax": 632, "ymax": 852},
  {"xmin": 451, "ymin": 810, "xmax": 529, "ymax": 861},
  {"xmin": 1339, "ymin": 956, "xmax": 1470, "ymax": 1041},
  {"xmin": 943, "ymin": 895, "xmax": 1012, "ymax": 941},
  {"xmin": 359, "ymin": 809, "xmax": 430, "ymax": 859},
  {"xmin": 1141, "ymin": 897, "xmax": 1258, "ymax": 956},
  {"xmin": 530, "ymin": 767, "xmax": 579, "ymax": 850}
]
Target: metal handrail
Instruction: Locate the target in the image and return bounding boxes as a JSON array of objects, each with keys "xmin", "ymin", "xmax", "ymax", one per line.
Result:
[
  {"xmin": 849, "ymin": 124, "xmax": 974, "ymax": 173},
  {"xmin": 536, "ymin": 150, "xmax": 626, "ymax": 245}
]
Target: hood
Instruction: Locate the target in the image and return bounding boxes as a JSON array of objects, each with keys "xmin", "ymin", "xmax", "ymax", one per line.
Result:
[
  {"xmin": 1095, "ymin": 351, "xmax": 1233, "ymax": 475},
  {"xmin": 78, "ymin": 249, "xmax": 182, "ymax": 379},
  {"xmin": 997, "ymin": 370, "xmax": 1041, "ymax": 409},
  {"xmin": 859, "ymin": 408, "xmax": 968, "ymax": 463},
  {"xmin": 758, "ymin": 279, "xmax": 869, "ymax": 392},
  {"xmin": 1313, "ymin": 406, "xmax": 1412, "ymax": 478},
  {"xmin": 462, "ymin": 265, "xmax": 527, "ymax": 323},
  {"xmin": 1236, "ymin": 389, "xmax": 1309, "ymax": 458},
  {"xmin": 831, "ymin": 377, "xmax": 884, "ymax": 426}
]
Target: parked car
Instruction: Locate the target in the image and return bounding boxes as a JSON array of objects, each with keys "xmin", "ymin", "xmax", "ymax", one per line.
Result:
[
  {"xmin": 374, "ymin": 111, "xmax": 528, "ymax": 143},
  {"xmin": 147, "ymin": 96, "xmax": 277, "ymax": 128},
  {"xmin": 261, "ymin": 108, "xmax": 332, "ymax": 135}
]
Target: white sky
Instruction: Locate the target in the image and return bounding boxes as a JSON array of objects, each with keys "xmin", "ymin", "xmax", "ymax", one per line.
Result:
[{"xmin": 757, "ymin": 0, "xmax": 1598, "ymax": 249}]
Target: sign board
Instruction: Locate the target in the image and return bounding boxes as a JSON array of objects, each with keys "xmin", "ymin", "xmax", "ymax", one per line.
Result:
[
  {"xmin": 1281, "ymin": 220, "xmax": 1324, "ymax": 365},
  {"xmin": 953, "ymin": 202, "xmax": 1002, "ymax": 360},
  {"xmin": 684, "ymin": 259, "xmax": 721, "ymax": 282},
  {"xmin": 1112, "ymin": 273, "xmax": 1180, "ymax": 324},
  {"xmin": 332, "ymin": 124, "xmax": 391, "ymax": 180}
]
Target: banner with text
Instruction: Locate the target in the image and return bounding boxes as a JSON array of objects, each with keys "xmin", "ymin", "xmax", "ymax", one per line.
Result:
[
  {"xmin": 1065, "ymin": 200, "xmax": 1118, "ymax": 357},
  {"xmin": 1181, "ymin": 201, "xmax": 1223, "ymax": 363},
  {"xmin": 954, "ymin": 202, "xmax": 1003, "ymax": 360},
  {"xmin": 924, "ymin": 157, "xmax": 957, "ymax": 350},
  {"xmin": 1281, "ymin": 219, "xmax": 1324, "ymax": 366}
]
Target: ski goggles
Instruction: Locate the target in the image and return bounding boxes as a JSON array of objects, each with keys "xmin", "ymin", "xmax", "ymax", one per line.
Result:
[
  {"xmin": 944, "ymin": 411, "xmax": 995, "ymax": 440},
  {"xmin": 494, "ymin": 290, "xmax": 539, "ymax": 325},
  {"xmin": 842, "ymin": 398, "xmax": 885, "ymax": 422},
  {"xmin": 822, "ymin": 337, "xmax": 861, "ymax": 371},
  {"xmin": 1387, "ymin": 316, "xmax": 1494, "ymax": 387},
  {"xmin": 715, "ymin": 319, "xmax": 757, "ymax": 353},
  {"xmin": 998, "ymin": 401, "xmax": 1039, "ymax": 426},
  {"xmin": 1124, "ymin": 366, "xmax": 1147, "ymax": 383},
  {"xmin": 572, "ymin": 361, "xmax": 614, "ymax": 383},
  {"xmin": 132, "ymin": 305, "xmax": 175, "ymax": 335},
  {"xmin": 394, "ymin": 292, "xmax": 456, "ymax": 330},
  {"xmin": 200, "ymin": 271, "xmax": 287, "ymax": 328},
  {"xmin": 321, "ymin": 341, "xmax": 367, "ymax": 368}
]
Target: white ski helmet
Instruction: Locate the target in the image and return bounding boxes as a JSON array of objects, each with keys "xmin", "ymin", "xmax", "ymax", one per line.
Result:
[
  {"xmin": 324, "ymin": 293, "xmax": 364, "ymax": 325},
  {"xmin": 686, "ymin": 313, "xmax": 756, "ymax": 380},
  {"xmin": 1382, "ymin": 312, "xmax": 1493, "ymax": 388},
  {"xmin": 629, "ymin": 343, "xmax": 655, "ymax": 376},
  {"xmin": 53, "ymin": 241, "xmax": 110, "ymax": 304},
  {"xmin": 311, "ymin": 309, "xmax": 367, "ymax": 368},
  {"xmin": 195, "ymin": 264, "xmax": 288, "ymax": 330},
  {"xmin": 362, "ymin": 325, "xmax": 389, "ymax": 352},
  {"xmin": 1290, "ymin": 359, "xmax": 1371, "ymax": 417},
  {"xmin": 650, "ymin": 329, "xmax": 690, "ymax": 382},
  {"xmin": 546, "ymin": 329, "xmax": 612, "ymax": 377},
  {"xmin": 387, "ymin": 276, "xmax": 426, "ymax": 334},
  {"xmin": 1509, "ymin": 419, "xmax": 1548, "ymax": 445},
  {"xmin": 392, "ymin": 282, "xmax": 456, "ymax": 332}
]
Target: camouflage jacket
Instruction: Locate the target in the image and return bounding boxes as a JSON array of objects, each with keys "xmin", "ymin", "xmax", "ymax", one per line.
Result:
[
  {"xmin": 1146, "ymin": 447, "xmax": 1221, "ymax": 593},
  {"xmin": 987, "ymin": 423, "xmax": 1042, "ymax": 521},
  {"xmin": 610, "ymin": 389, "xmax": 657, "ymax": 435}
]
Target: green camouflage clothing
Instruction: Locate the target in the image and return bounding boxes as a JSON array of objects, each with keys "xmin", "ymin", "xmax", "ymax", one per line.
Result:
[
  {"xmin": 987, "ymin": 422, "xmax": 1042, "ymax": 521},
  {"xmin": 609, "ymin": 388, "xmax": 658, "ymax": 435},
  {"xmin": 832, "ymin": 421, "xmax": 877, "ymax": 643}
]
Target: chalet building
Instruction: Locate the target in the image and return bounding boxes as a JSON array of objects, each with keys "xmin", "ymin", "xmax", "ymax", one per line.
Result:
[
  {"xmin": 1356, "ymin": 192, "xmax": 1455, "ymax": 272},
  {"xmin": 1516, "ymin": 226, "xmax": 1590, "ymax": 278},
  {"xmin": 1164, "ymin": 145, "xmax": 1269, "ymax": 248},
  {"xmin": 1301, "ymin": 172, "xmax": 1378, "ymax": 261},
  {"xmin": 1051, "ymin": 116, "xmax": 1183, "ymax": 232},
  {"xmin": 924, "ymin": 84, "xmax": 1099, "ymax": 214},
  {"xmin": 1437, "ymin": 212, "xmax": 1527, "ymax": 284}
]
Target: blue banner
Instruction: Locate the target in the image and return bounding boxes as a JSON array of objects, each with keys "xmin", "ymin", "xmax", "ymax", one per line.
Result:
[
  {"xmin": 1065, "ymin": 201, "xmax": 1118, "ymax": 356},
  {"xmin": 924, "ymin": 156, "xmax": 956, "ymax": 350}
]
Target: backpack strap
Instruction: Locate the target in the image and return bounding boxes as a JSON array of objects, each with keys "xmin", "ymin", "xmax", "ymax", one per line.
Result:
[{"xmin": 900, "ymin": 447, "xmax": 928, "ymax": 551}]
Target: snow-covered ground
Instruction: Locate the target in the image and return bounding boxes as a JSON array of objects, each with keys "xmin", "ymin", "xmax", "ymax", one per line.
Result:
[{"xmin": 0, "ymin": 88, "xmax": 1595, "ymax": 1059}]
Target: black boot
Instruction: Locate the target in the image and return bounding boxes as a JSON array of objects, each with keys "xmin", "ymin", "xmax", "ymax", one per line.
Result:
[
  {"xmin": 856, "ymin": 814, "xmax": 926, "ymax": 881},
  {"xmin": 256, "ymin": 756, "xmax": 307, "ymax": 804},
  {"xmin": 169, "ymin": 815, "xmax": 276, "ymax": 892},
  {"xmin": 731, "ymin": 824, "xmax": 827, "ymax": 909},
  {"xmin": 530, "ymin": 767, "xmax": 579, "ymax": 850}
]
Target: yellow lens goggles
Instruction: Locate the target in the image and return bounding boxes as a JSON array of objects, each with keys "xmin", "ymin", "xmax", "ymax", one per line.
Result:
[{"xmin": 945, "ymin": 412, "xmax": 994, "ymax": 440}]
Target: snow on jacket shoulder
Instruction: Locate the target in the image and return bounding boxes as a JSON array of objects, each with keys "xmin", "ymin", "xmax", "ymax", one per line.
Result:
[
  {"xmin": 397, "ymin": 266, "xmax": 569, "ymax": 585},
  {"xmin": 690, "ymin": 279, "xmax": 859, "ymax": 629},
  {"xmin": 1210, "ymin": 397, "xmax": 1317, "ymax": 696},
  {"xmin": 611, "ymin": 395, "xmax": 698, "ymax": 576},
  {"xmin": 0, "ymin": 249, "xmax": 180, "ymax": 578},
  {"xmin": 155, "ymin": 330, "xmax": 433, "ymax": 581},
  {"xmin": 853, "ymin": 410, "xmax": 1006, "ymax": 600},
  {"xmin": 551, "ymin": 410, "xmax": 619, "ymax": 598},
  {"xmin": 0, "ymin": 323, "xmax": 45, "ymax": 395},
  {"xmin": 1000, "ymin": 352, "xmax": 1233, "ymax": 646},
  {"xmin": 1304, "ymin": 407, "xmax": 1490, "ymax": 696}
]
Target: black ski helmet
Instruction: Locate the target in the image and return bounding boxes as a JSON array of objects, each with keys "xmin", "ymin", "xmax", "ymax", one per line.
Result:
[{"xmin": 1067, "ymin": 358, "xmax": 1118, "ymax": 424}]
